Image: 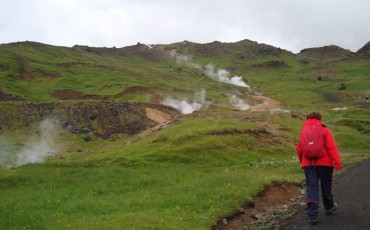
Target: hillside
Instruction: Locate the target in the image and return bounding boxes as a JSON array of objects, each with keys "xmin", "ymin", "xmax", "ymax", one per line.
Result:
[
  {"xmin": 356, "ymin": 41, "xmax": 370, "ymax": 57},
  {"xmin": 0, "ymin": 41, "xmax": 251, "ymax": 104},
  {"xmin": 1, "ymin": 39, "xmax": 369, "ymax": 143},
  {"xmin": 297, "ymin": 45, "xmax": 353, "ymax": 60},
  {"xmin": 1, "ymin": 40, "xmax": 369, "ymax": 106},
  {"xmin": 0, "ymin": 39, "xmax": 369, "ymax": 229},
  {"xmin": 0, "ymin": 101, "xmax": 177, "ymax": 139}
]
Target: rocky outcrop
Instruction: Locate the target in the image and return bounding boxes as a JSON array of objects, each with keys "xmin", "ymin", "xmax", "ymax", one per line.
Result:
[
  {"xmin": 356, "ymin": 41, "xmax": 370, "ymax": 57},
  {"xmin": 298, "ymin": 45, "xmax": 354, "ymax": 60},
  {"xmin": 0, "ymin": 90, "xmax": 25, "ymax": 101},
  {"xmin": 0, "ymin": 102, "xmax": 178, "ymax": 139}
]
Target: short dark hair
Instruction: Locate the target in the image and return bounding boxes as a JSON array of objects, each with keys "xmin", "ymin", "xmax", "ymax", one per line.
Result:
[{"xmin": 306, "ymin": 112, "xmax": 322, "ymax": 121}]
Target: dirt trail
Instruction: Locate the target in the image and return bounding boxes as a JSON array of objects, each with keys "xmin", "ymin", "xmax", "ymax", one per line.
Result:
[
  {"xmin": 278, "ymin": 158, "xmax": 370, "ymax": 229},
  {"xmin": 145, "ymin": 108, "xmax": 172, "ymax": 123},
  {"xmin": 128, "ymin": 108, "xmax": 177, "ymax": 143},
  {"xmin": 249, "ymin": 95, "xmax": 285, "ymax": 112},
  {"xmin": 249, "ymin": 95, "xmax": 280, "ymax": 111}
]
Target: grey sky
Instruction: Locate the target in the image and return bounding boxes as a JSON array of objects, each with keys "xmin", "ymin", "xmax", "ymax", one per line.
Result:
[{"xmin": 1, "ymin": 0, "xmax": 369, "ymax": 53}]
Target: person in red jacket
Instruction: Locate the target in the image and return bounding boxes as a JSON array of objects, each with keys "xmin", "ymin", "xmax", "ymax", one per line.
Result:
[{"xmin": 296, "ymin": 112, "xmax": 343, "ymax": 225}]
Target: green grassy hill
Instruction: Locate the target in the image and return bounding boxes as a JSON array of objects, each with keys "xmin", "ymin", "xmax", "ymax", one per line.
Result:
[
  {"xmin": 1, "ymin": 40, "xmax": 369, "ymax": 106},
  {"xmin": 0, "ymin": 40, "xmax": 369, "ymax": 229}
]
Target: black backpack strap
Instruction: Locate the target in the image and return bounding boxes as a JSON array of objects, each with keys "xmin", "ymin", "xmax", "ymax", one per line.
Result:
[{"xmin": 309, "ymin": 159, "xmax": 317, "ymax": 169}]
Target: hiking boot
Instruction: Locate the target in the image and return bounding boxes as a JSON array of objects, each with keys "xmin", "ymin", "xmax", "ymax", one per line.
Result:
[
  {"xmin": 325, "ymin": 202, "xmax": 338, "ymax": 215},
  {"xmin": 310, "ymin": 218, "xmax": 319, "ymax": 225}
]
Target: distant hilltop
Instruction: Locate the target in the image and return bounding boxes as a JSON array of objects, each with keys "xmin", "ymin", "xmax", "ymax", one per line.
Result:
[{"xmin": 2, "ymin": 38, "xmax": 370, "ymax": 58}]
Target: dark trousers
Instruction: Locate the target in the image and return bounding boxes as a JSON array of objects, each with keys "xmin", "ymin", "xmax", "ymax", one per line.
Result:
[{"xmin": 304, "ymin": 166, "xmax": 334, "ymax": 220}]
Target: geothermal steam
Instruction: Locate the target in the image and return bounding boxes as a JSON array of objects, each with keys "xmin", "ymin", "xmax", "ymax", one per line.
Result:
[
  {"xmin": 169, "ymin": 50, "xmax": 201, "ymax": 70},
  {"xmin": 169, "ymin": 50, "xmax": 250, "ymax": 88},
  {"xmin": 229, "ymin": 95, "xmax": 249, "ymax": 110},
  {"xmin": 161, "ymin": 89, "xmax": 210, "ymax": 114},
  {"xmin": 204, "ymin": 64, "xmax": 249, "ymax": 88},
  {"xmin": 0, "ymin": 118, "xmax": 61, "ymax": 168}
]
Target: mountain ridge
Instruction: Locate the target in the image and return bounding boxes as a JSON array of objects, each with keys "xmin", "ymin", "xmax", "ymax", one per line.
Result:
[{"xmin": 2, "ymin": 39, "xmax": 369, "ymax": 56}]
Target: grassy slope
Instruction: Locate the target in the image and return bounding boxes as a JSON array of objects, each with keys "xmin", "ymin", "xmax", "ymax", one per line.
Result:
[
  {"xmin": 0, "ymin": 42, "xmax": 248, "ymax": 103},
  {"xmin": 0, "ymin": 41, "xmax": 369, "ymax": 229},
  {"xmin": 0, "ymin": 111, "xmax": 305, "ymax": 229}
]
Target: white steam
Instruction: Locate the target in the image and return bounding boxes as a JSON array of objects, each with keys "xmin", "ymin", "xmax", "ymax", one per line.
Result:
[
  {"xmin": 0, "ymin": 118, "xmax": 61, "ymax": 169},
  {"xmin": 170, "ymin": 49, "xmax": 192, "ymax": 64},
  {"xmin": 169, "ymin": 50, "xmax": 202, "ymax": 69},
  {"xmin": 229, "ymin": 95, "xmax": 250, "ymax": 110},
  {"xmin": 169, "ymin": 50, "xmax": 249, "ymax": 88},
  {"xmin": 204, "ymin": 64, "xmax": 249, "ymax": 88},
  {"xmin": 161, "ymin": 89, "xmax": 210, "ymax": 114},
  {"xmin": 145, "ymin": 44, "xmax": 153, "ymax": 49}
]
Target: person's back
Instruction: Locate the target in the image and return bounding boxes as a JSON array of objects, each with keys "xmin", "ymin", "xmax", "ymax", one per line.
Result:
[
  {"xmin": 358, "ymin": 96, "xmax": 363, "ymax": 103},
  {"xmin": 296, "ymin": 112, "xmax": 342, "ymax": 225}
]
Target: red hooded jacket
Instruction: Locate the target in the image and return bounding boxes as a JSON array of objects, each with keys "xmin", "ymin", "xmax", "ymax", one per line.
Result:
[{"xmin": 296, "ymin": 119, "xmax": 343, "ymax": 170}]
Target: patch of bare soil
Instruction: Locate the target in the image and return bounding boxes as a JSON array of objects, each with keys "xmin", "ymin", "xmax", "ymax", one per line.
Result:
[
  {"xmin": 20, "ymin": 70, "xmax": 33, "ymax": 80},
  {"xmin": 0, "ymin": 90, "xmax": 24, "ymax": 101},
  {"xmin": 52, "ymin": 90, "xmax": 104, "ymax": 100},
  {"xmin": 212, "ymin": 183, "xmax": 302, "ymax": 230},
  {"xmin": 249, "ymin": 95, "xmax": 282, "ymax": 111},
  {"xmin": 206, "ymin": 128, "xmax": 270, "ymax": 136},
  {"xmin": 149, "ymin": 95, "xmax": 164, "ymax": 104},
  {"xmin": 146, "ymin": 108, "xmax": 172, "ymax": 123},
  {"xmin": 127, "ymin": 108, "xmax": 177, "ymax": 143},
  {"xmin": 331, "ymin": 107, "xmax": 348, "ymax": 110},
  {"xmin": 251, "ymin": 61, "xmax": 289, "ymax": 69},
  {"xmin": 120, "ymin": 86, "xmax": 152, "ymax": 95}
]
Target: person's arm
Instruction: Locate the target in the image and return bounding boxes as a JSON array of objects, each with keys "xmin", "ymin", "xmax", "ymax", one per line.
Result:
[
  {"xmin": 324, "ymin": 128, "xmax": 343, "ymax": 170},
  {"xmin": 296, "ymin": 137, "xmax": 303, "ymax": 163}
]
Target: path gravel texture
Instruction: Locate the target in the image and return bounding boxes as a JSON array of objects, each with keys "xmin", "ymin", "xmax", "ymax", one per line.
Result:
[{"xmin": 279, "ymin": 158, "xmax": 370, "ymax": 229}]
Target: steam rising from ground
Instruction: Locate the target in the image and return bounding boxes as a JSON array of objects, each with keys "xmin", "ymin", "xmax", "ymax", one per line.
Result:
[
  {"xmin": 204, "ymin": 64, "xmax": 249, "ymax": 88},
  {"xmin": 0, "ymin": 118, "xmax": 61, "ymax": 168},
  {"xmin": 169, "ymin": 50, "xmax": 202, "ymax": 70},
  {"xmin": 161, "ymin": 89, "xmax": 210, "ymax": 114},
  {"xmin": 169, "ymin": 50, "xmax": 249, "ymax": 88},
  {"xmin": 229, "ymin": 95, "xmax": 249, "ymax": 110}
]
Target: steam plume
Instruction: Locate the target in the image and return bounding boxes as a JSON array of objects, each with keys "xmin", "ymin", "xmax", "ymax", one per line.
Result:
[
  {"xmin": 229, "ymin": 95, "xmax": 249, "ymax": 110},
  {"xmin": 169, "ymin": 50, "xmax": 202, "ymax": 69},
  {"xmin": 204, "ymin": 64, "xmax": 249, "ymax": 88},
  {"xmin": 0, "ymin": 118, "xmax": 61, "ymax": 168},
  {"xmin": 169, "ymin": 50, "xmax": 249, "ymax": 88},
  {"xmin": 161, "ymin": 89, "xmax": 210, "ymax": 114}
]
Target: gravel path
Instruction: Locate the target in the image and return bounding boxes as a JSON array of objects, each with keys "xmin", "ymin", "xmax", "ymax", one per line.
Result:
[{"xmin": 278, "ymin": 158, "xmax": 370, "ymax": 229}]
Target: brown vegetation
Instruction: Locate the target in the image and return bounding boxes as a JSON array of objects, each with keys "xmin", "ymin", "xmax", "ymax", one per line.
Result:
[{"xmin": 52, "ymin": 90, "xmax": 104, "ymax": 100}]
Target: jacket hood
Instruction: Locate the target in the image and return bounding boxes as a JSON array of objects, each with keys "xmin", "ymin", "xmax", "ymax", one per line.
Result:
[{"xmin": 302, "ymin": 119, "xmax": 324, "ymax": 128}]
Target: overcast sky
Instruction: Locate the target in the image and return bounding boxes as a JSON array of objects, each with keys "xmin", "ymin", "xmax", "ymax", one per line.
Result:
[{"xmin": 1, "ymin": 0, "xmax": 370, "ymax": 53}]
